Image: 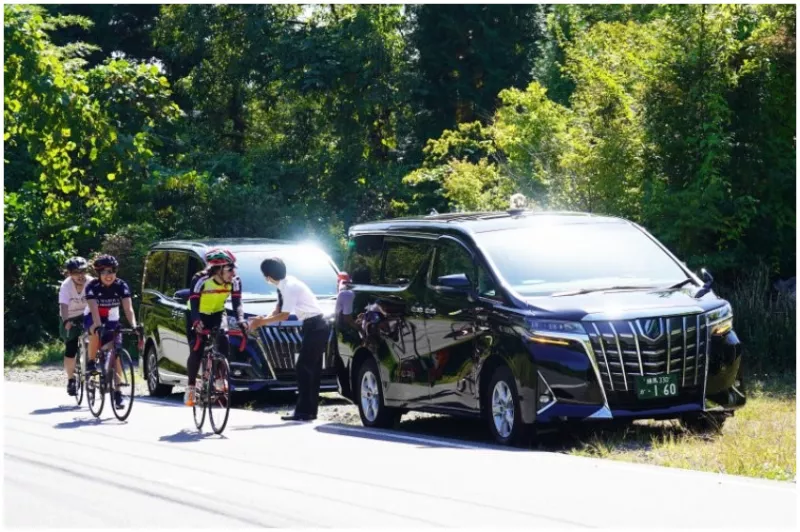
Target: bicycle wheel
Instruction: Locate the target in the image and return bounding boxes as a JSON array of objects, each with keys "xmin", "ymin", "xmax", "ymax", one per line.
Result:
[
  {"xmin": 73, "ymin": 353, "xmax": 84, "ymax": 406},
  {"xmin": 208, "ymin": 357, "xmax": 231, "ymax": 435},
  {"xmin": 111, "ymin": 348, "xmax": 135, "ymax": 421},
  {"xmin": 193, "ymin": 368, "xmax": 208, "ymax": 430},
  {"xmin": 87, "ymin": 371, "xmax": 105, "ymax": 418}
]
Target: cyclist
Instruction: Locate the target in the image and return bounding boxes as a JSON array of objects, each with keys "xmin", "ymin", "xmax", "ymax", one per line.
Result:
[
  {"xmin": 184, "ymin": 248, "xmax": 247, "ymax": 406},
  {"xmin": 59, "ymin": 256, "xmax": 93, "ymax": 396},
  {"xmin": 84, "ymin": 254, "xmax": 141, "ymax": 409}
]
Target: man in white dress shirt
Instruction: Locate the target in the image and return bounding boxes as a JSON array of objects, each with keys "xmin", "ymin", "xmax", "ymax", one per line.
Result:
[{"xmin": 249, "ymin": 257, "xmax": 329, "ymax": 421}]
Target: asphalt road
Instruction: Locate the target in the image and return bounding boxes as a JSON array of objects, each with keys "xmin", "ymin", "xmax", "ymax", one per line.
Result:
[{"xmin": 4, "ymin": 381, "xmax": 796, "ymax": 528}]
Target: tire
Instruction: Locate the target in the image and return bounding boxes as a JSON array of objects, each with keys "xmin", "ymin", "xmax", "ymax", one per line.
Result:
[
  {"xmin": 193, "ymin": 389, "xmax": 207, "ymax": 431},
  {"xmin": 485, "ymin": 366, "xmax": 528, "ymax": 446},
  {"xmin": 145, "ymin": 344, "xmax": 173, "ymax": 397},
  {"xmin": 87, "ymin": 371, "xmax": 105, "ymax": 418},
  {"xmin": 111, "ymin": 348, "xmax": 135, "ymax": 422},
  {"xmin": 73, "ymin": 353, "xmax": 84, "ymax": 406},
  {"xmin": 681, "ymin": 412, "xmax": 729, "ymax": 434},
  {"xmin": 209, "ymin": 358, "xmax": 231, "ymax": 435},
  {"xmin": 355, "ymin": 357, "xmax": 401, "ymax": 429}
]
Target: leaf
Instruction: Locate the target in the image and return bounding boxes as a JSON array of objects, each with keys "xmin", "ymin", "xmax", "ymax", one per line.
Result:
[{"xmin": 107, "ymin": 173, "xmax": 116, "ymax": 181}]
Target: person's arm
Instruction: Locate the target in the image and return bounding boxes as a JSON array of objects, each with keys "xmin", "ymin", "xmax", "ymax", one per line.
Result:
[
  {"xmin": 231, "ymin": 276, "xmax": 245, "ymax": 324},
  {"xmin": 88, "ymin": 300, "xmax": 102, "ymax": 334},
  {"xmin": 122, "ymin": 297, "xmax": 137, "ymax": 328},
  {"xmin": 60, "ymin": 303, "xmax": 70, "ymax": 323},
  {"xmin": 250, "ymin": 288, "xmax": 291, "ymax": 328},
  {"xmin": 188, "ymin": 274, "xmax": 203, "ymax": 329}
]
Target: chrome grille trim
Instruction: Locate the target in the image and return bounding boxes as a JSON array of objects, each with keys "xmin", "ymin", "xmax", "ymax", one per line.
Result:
[
  {"xmin": 585, "ymin": 311, "xmax": 712, "ymax": 397},
  {"xmin": 608, "ymin": 322, "xmax": 628, "ymax": 391},
  {"xmin": 694, "ymin": 314, "xmax": 701, "ymax": 386},
  {"xmin": 592, "ymin": 323, "xmax": 614, "ymax": 391},
  {"xmin": 666, "ymin": 317, "xmax": 672, "ymax": 373},
  {"xmin": 629, "ymin": 321, "xmax": 644, "ymax": 376},
  {"xmin": 681, "ymin": 317, "xmax": 688, "ymax": 387}
]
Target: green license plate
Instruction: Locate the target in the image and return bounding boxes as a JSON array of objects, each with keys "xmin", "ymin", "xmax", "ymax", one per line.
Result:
[{"xmin": 635, "ymin": 373, "xmax": 679, "ymax": 400}]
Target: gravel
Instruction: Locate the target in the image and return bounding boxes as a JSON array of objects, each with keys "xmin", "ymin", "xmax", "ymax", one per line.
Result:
[{"xmin": 3, "ymin": 363, "xmax": 443, "ymax": 429}]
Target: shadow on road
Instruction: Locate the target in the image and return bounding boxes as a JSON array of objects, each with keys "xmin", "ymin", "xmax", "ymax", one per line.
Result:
[
  {"xmin": 30, "ymin": 405, "xmax": 82, "ymax": 415},
  {"xmin": 159, "ymin": 428, "xmax": 227, "ymax": 443},
  {"xmin": 53, "ymin": 416, "xmax": 103, "ymax": 429},
  {"xmin": 230, "ymin": 421, "xmax": 305, "ymax": 431},
  {"xmin": 315, "ymin": 422, "xmax": 529, "ymax": 452}
]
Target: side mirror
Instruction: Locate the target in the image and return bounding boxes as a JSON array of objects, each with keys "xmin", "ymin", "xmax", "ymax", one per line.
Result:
[
  {"xmin": 438, "ymin": 273, "xmax": 471, "ymax": 290},
  {"xmin": 695, "ymin": 268, "xmax": 714, "ymax": 299},
  {"xmin": 173, "ymin": 288, "xmax": 190, "ymax": 302}
]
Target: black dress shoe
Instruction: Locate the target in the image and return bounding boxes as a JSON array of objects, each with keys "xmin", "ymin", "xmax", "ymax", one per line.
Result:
[{"xmin": 281, "ymin": 413, "xmax": 316, "ymax": 421}]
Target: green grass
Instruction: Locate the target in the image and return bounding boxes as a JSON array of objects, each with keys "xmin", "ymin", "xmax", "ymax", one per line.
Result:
[
  {"xmin": 4, "ymin": 341, "xmax": 64, "ymax": 367},
  {"xmin": 565, "ymin": 377, "xmax": 796, "ymax": 481}
]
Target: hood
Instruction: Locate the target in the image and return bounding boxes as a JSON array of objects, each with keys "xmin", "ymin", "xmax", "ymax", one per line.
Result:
[
  {"xmin": 224, "ymin": 297, "xmax": 338, "ymax": 319},
  {"xmin": 524, "ymin": 288, "xmax": 725, "ymax": 321}
]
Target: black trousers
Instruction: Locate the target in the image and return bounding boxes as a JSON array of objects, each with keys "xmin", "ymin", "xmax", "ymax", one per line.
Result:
[
  {"xmin": 185, "ymin": 312, "xmax": 228, "ymax": 386},
  {"xmin": 294, "ymin": 315, "xmax": 330, "ymax": 417}
]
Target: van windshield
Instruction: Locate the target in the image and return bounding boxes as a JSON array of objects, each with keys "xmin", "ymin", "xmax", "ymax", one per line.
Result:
[
  {"xmin": 473, "ymin": 222, "xmax": 688, "ymax": 297},
  {"xmin": 230, "ymin": 248, "xmax": 339, "ymax": 300}
]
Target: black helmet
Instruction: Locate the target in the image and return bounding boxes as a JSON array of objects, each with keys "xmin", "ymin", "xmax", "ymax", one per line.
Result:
[
  {"xmin": 64, "ymin": 256, "xmax": 88, "ymax": 273},
  {"xmin": 92, "ymin": 254, "xmax": 119, "ymax": 271}
]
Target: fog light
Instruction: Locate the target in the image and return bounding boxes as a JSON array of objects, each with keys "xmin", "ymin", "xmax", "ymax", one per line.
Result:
[
  {"xmin": 233, "ymin": 370, "xmax": 242, "ymax": 377},
  {"xmin": 539, "ymin": 394, "xmax": 551, "ymax": 404}
]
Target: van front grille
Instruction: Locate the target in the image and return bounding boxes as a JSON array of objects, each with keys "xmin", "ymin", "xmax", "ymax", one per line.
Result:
[{"xmin": 585, "ymin": 314, "xmax": 709, "ymax": 394}]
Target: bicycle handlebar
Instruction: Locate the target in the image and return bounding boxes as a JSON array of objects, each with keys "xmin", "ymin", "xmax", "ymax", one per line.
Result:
[{"xmin": 193, "ymin": 328, "xmax": 248, "ymax": 352}]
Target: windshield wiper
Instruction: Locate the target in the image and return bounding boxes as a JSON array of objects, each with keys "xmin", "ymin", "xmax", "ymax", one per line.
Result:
[
  {"xmin": 659, "ymin": 278, "xmax": 697, "ymax": 291},
  {"xmin": 552, "ymin": 285, "xmax": 656, "ymax": 297}
]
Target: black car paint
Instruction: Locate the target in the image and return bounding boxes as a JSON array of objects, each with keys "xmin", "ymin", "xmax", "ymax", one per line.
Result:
[{"xmin": 334, "ymin": 212, "xmax": 745, "ymax": 429}]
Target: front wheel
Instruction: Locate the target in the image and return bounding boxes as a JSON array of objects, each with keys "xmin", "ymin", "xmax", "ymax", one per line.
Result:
[
  {"xmin": 87, "ymin": 371, "xmax": 105, "ymax": 418},
  {"xmin": 111, "ymin": 348, "xmax": 135, "ymax": 422},
  {"xmin": 208, "ymin": 358, "xmax": 231, "ymax": 435},
  {"xmin": 356, "ymin": 358, "xmax": 401, "ymax": 429},
  {"xmin": 73, "ymin": 353, "xmax": 84, "ymax": 406},
  {"xmin": 485, "ymin": 366, "xmax": 528, "ymax": 446}
]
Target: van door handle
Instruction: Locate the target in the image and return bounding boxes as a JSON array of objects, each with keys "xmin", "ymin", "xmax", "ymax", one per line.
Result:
[{"xmin": 424, "ymin": 307, "xmax": 437, "ymax": 316}]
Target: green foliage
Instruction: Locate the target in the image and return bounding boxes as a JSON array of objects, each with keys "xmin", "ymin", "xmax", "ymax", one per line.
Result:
[{"xmin": 3, "ymin": 3, "xmax": 795, "ymax": 368}]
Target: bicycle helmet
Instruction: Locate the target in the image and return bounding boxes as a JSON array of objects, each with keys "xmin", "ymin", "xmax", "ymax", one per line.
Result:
[
  {"xmin": 93, "ymin": 254, "xmax": 119, "ymax": 271},
  {"xmin": 64, "ymin": 256, "xmax": 88, "ymax": 273},
  {"xmin": 205, "ymin": 248, "xmax": 236, "ymax": 267}
]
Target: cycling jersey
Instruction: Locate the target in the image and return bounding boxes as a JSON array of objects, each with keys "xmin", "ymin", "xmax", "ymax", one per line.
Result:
[
  {"xmin": 188, "ymin": 270, "xmax": 243, "ymax": 324},
  {"xmin": 83, "ymin": 278, "xmax": 132, "ymax": 321}
]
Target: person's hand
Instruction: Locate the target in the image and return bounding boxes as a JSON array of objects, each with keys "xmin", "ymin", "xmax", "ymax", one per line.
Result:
[
  {"xmin": 193, "ymin": 320, "xmax": 204, "ymax": 334},
  {"xmin": 237, "ymin": 320, "xmax": 249, "ymax": 333},
  {"xmin": 248, "ymin": 317, "xmax": 264, "ymax": 329},
  {"xmin": 64, "ymin": 320, "xmax": 73, "ymax": 331},
  {"xmin": 89, "ymin": 323, "xmax": 99, "ymax": 336},
  {"xmin": 134, "ymin": 325, "xmax": 144, "ymax": 350}
]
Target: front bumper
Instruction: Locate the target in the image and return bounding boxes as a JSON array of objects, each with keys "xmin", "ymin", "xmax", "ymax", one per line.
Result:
[
  {"xmin": 227, "ymin": 325, "xmax": 339, "ymax": 394},
  {"xmin": 528, "ymin": 325, "xmax": 745, "ymax": 424}
]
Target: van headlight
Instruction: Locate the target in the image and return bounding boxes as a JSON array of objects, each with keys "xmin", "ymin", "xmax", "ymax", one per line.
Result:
[
  {"xmin": 526, "ymin": 319, "xmax": 586, "ymax": 346},
  {"xmin": 708, "ymin": 304, "xmax": 733, "ymax": 336}
]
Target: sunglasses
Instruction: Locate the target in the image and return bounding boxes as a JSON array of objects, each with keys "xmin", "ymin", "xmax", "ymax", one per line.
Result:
[
  {"xmin": 223, "ymin": 265, "xmax": 236, "ymax": 272},
  {"xmin": 98, "ymin": 269, "xmax": 117, "ymax": 276}
]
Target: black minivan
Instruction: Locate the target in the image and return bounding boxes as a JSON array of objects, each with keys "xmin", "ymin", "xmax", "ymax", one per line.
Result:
[
  {"xmin": 140, "ymin": 238, "xmax": 341, "ymax": 396},
  {"xmin": 334, "ymin": 210, "xmax": 746, "ymax": 445}
]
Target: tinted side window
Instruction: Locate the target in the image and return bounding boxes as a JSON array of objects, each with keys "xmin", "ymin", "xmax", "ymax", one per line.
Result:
[
  {"xmin": 383, "ymin": 240, "xmax": 431, "ymax": 285},
  {"xmin": 188, "ymin": 255, "xmax": 203, "ymax": 282},
  {"xmin": 163, "ymin": 252, "xmax": 189, "ymax": 298},
  {"xmin": 431, "ymin": 240, "xmax": 499, "ymax": 298},
  {"xmin": 345, "ymin": 235, "xmax": 383, "ymax": 285},
  {"xmin": 432, "ymin": 240, "xmax": 475, "ymax": 285},
  {"xmin": 143, "ymin": 251, "xmax": 166, "ymax": 292}
]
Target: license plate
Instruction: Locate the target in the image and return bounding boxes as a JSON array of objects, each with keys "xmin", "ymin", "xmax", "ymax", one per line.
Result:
[{"xmin": 635, "ymin": 373, "xmax": 679, "ymax": 400}]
